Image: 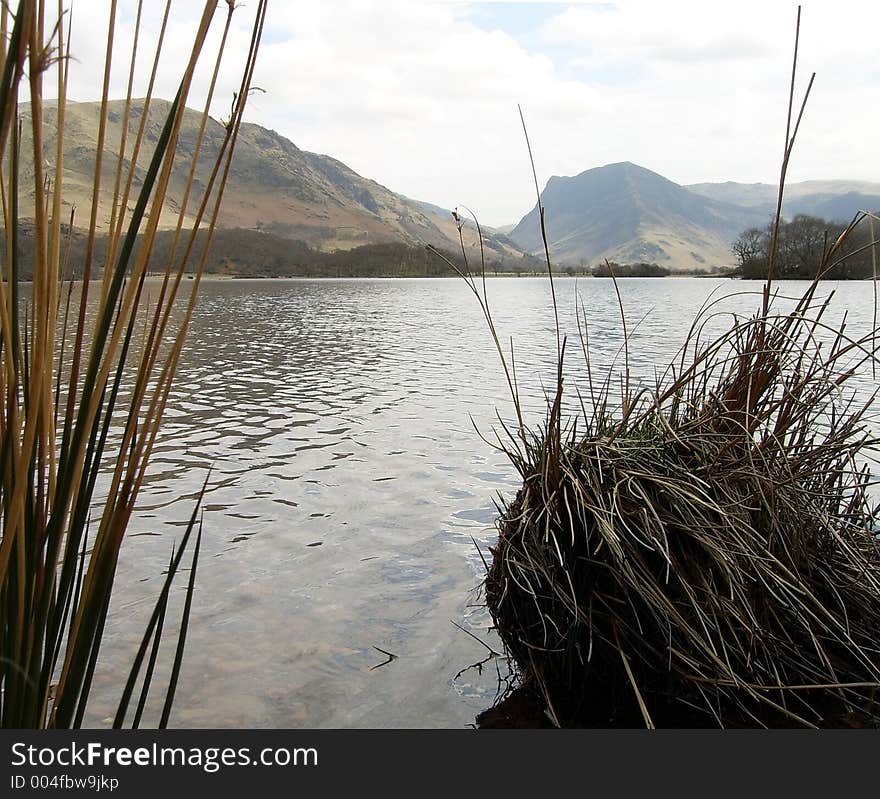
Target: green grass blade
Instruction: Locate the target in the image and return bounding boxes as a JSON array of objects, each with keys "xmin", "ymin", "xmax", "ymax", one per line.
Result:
[
  {"xmin": 132, "ymin": 556, "xmax": 171, "ymax": 729},
  {"xmin": 112, "ymin": 473, "xmax": 209, "ymax": 728},
  {"xmin": 159, "ymin": 520, "xmax": 202, "ymax": 729}
]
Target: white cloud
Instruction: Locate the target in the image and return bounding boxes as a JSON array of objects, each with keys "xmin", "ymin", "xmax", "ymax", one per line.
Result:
[
  {"xmin": 50, "ymin": 1, "xmax": 259, "ymax": 126},
  {"xmin": 32, "ymin": 1, "xmax": 880, "ymax": 226},
  {"xmin": 542, "ymin": 2, "xmax": 784, "ymax": 60}
]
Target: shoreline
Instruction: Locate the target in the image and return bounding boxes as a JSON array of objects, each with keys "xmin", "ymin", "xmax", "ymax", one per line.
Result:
[{"xmin": 18, "ymin": 273, "xmax": 875, "ymax": 283}]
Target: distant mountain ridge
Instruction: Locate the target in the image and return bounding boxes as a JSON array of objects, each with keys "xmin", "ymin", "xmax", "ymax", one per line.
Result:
[
  {"xmin": 687, "ymin": 179, "xmax": 880, "ymax": 226},
  {"xmin": 686, "ymin": 179, "xmax": 880, "ymax": 207},
  {"xmin": 509, "ymin": 165, "xmax": 880, "ymax": 270}
]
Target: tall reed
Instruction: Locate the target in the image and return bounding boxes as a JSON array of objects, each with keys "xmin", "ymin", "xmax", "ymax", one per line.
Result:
[{"xmin": 0, "ymin": 0, "xmax": 266, "ymax": 728}]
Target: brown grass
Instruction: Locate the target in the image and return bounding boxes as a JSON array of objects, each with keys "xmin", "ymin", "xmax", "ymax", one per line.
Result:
[
  {"xmin": 0, "ymin": 0, "xmax": 266, "ymax": 728},
  {"xmin": 441, "ymin": 6, "xmax": 880, "ymax": 728}
]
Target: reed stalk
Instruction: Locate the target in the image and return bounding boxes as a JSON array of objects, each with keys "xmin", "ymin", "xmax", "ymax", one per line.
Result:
[{"xmin": 0, "ymin": 0, "xmax": 267, "ymax": 729}]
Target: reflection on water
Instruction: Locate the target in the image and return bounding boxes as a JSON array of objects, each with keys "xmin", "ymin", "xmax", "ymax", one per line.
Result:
[{"xmin": 85, "ymin": 277, "xmax": 879, "ymax": 727}]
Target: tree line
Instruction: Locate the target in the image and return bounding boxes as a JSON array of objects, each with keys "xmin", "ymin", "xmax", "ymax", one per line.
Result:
[
  {"xmin": 590, "ymin": 261, "xmax": 670, "ymax": 277},
  {"xmin": 732, "ymin": 214, "xmax": 878, "ymax": 279},
  {"xmin": 2, "ymin": 225, "xmax": 547, "ymax": 279}
]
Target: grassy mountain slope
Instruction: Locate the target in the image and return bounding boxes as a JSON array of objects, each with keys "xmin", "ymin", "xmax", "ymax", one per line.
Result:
[
  {"xmin": 16, "ymin": 99, "xmax": 519, "ymax": 263},
  {"xmin": 509, "ymin": 162, "xmax": 762, "ymax": 269}
]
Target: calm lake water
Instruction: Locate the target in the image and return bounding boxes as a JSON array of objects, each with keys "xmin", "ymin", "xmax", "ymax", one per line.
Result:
[{"xmin": 85, "ymin": 277, "xmax": 879, "ymax": 728}]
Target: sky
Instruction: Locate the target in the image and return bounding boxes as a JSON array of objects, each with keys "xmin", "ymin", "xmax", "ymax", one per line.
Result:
[{"xmin": 53, "ymin": 1, "xmax": 880, "ymax": 226}]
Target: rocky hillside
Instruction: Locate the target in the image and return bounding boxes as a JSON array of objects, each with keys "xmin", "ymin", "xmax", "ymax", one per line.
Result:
[
  {"xmin": 509, "ymin": 162, "xmax": 762, "ymax": 270},
  {"xmin": 16, "ymin": 98, "xmax": 519, "ymax": 261}
]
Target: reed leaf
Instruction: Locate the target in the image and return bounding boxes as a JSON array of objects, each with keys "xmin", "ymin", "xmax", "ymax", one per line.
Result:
[{"xmin": 0, "ymin": 0, "xmax": 267, "ymax": 729}]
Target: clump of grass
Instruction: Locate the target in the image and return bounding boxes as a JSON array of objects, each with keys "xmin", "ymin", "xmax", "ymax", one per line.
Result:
[
  {"xmin": 486, "ymin": 287, "xmax": 880, "ymax": 727},
  {"xmin": 0, "ymin": 0, "xmax": 266, "ymax": 728},
  {"xmin": 443, "ymin": 7, "xmax": 880, "ymax": 727}
]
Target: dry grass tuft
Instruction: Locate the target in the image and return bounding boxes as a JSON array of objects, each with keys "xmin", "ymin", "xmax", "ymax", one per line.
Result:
[
  {"xmin": 0, "ymin": 0, "xmax": 266, "ymax": 728},
  {"xmin": 447, "ymin": 7, "xmax": 880, "ymax": 727},
  {"xmin": 486, "ymin": 288, "xmax": 880, "ymax": 727}
]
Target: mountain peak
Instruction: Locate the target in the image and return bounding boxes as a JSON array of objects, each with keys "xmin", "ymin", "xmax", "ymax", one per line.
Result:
[
  {"xmin": 510, "ymin": 162, "xmax": 758, "ymax": 269},
  {"xmin": 582, "ymin": 161, "xmax": 667, "ymax": 179}
]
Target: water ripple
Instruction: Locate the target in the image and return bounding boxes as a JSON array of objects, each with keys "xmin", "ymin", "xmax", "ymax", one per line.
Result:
[{"xmin": 88, "ymin": 277, "xmax": 880, "ymax": 728}]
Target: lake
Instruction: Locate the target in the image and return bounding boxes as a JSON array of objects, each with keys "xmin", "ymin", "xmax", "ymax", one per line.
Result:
[{"xmin": 84, "ymin": 276, "xmax": 879, "ymax": 727}]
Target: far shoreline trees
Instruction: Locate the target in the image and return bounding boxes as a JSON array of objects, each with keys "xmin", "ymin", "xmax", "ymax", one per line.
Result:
[
  {"xmin": 591, "ymin": 261, "xmax": 670, "ymax": 277},
  {"xmin": 732, "ymin": 214, "xmax": 879, "ymax": 279}
]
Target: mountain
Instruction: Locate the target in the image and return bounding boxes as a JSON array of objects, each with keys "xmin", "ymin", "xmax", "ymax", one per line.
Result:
[
  {"xmin": 686, "ymin": 180, "xmax": 880, "ymax": 221},
  {"xmin": 21, "ymin": 100, "xmax": 876, "ymax": 274},
  {"xmin": 16, "ymin": 99, "xmax": 520, "ymax": 262},
  {"xmin": 787, "ymin": 191, "xmax": 880, "ymax": 221},
  {"xmin": 509, "ymin": 162, "xmax": 763, "ymax": 269}
]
